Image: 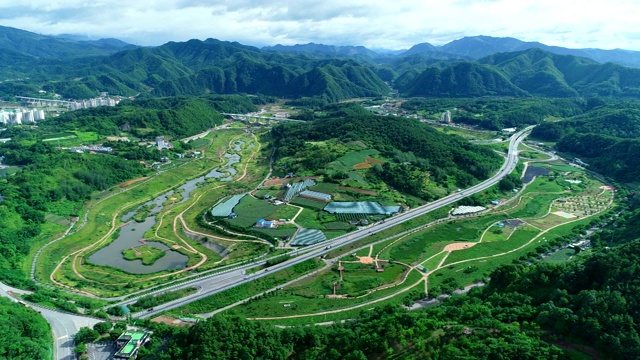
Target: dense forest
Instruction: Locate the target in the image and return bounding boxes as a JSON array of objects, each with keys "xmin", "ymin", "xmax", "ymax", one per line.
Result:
[
  {"xmin": 133, "ymin": 238, "xmax": 640, "ymax": 360},
  {"xmin": 271, "ymin": 104, "xmax": 502, "ymax": 198},
  {"xmin": 0, "ymin": 297, "xmax": 52, "ymax": 359},
  {"xmin": 401, "ymin": 97, "xmax": 585, "ymax": 130}
]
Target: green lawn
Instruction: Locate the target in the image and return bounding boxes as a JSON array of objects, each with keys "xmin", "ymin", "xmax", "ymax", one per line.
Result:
[
  {"xmin": 420, "ymin": 251, "xmax": 448, "ymax": 272},
  {"xmin": 443, "ymin": 225, "xmax": 541, "ymax": 265}
]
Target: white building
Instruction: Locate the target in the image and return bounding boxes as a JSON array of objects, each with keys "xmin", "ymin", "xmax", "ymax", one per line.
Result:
[
  {"xmin": 70, "ymin": 97, "xmax": 119, "ymax": 111},
  {"xmin": 0, "ymin": 109, "xmax": 46, "ymax": 124},
  {"xmin": 441, "ymin": 110, "xmax": 452, "ymax": 123}
]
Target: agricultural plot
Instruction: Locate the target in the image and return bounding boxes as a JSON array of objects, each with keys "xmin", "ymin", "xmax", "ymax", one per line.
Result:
[
  {"xmin": 309, "ymin": 182, "xmax": 340, "ymax": 193},
  {"xmin": 347, "ymin": 171, "xmax": 368, "ymax": 185},
  {"xmin": 337, "ymin": 149, "xmax": 380, "ymax": 168},
  {"xmin": 336, "ymin": 213, "xmax": 367, "ymax": 221},
  {"xmin": 290, "ymin": 228, "xmax": 327, "ymax": 246},
  {"xmin": 225, "ymin": 196, "xmax": 278, "ymax": 227},
  {"xmin": 290, "ymin": 196, "xmax": 327, "ymax": 210}
]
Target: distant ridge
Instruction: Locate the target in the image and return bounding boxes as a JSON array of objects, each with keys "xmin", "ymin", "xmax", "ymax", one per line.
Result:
[
  {"xmin": 0, "ymin": 25, "xmax": 136, "ymax": 59},
  {"xmin": 403, "ymin": 35, "xmax": 640, "ymax": 68},
  {"xmin": 263, "ymin": 43, "xmax": 380, "ymax": 58}
]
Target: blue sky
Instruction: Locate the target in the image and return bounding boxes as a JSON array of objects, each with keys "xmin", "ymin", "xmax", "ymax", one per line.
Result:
[{"xmin": 0, "ymin": 0, "xmax": 637, "ymax": 50}]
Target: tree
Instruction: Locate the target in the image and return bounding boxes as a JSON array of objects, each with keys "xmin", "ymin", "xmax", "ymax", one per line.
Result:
[
  {"xmin": 75, "ymin": 327, "xmax": 99, "ymax": 344},
  {"xmin": 74, "ymin": 343, "xmax": 87, "ymax": 354},
  {"xmin": 93, "ymin": 321, "xmax": 113, "ymax": 334}
]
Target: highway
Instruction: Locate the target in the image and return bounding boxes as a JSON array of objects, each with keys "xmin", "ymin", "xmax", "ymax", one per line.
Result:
[
  {"xmin": 134, "ymin": 126, "xmax": 533, "ymax": 319},
  {"xmin": 0, "ymin": 126, "xmax": 530, "ymax": 359}
]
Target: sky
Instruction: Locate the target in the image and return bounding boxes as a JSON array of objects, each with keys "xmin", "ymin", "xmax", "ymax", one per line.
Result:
[{"xmin": 1, "ymin": 0, "xmax": 639, "ymax": 51}]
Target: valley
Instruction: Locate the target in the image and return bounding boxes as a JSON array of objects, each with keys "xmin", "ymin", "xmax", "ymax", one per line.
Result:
[{"xmin": 0, "ymin": 23, "xmax": 639, "ymax": 360}]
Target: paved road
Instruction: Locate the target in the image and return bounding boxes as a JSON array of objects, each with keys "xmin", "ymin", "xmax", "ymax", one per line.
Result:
[
  {"xmin": 0, "ymin": 282, "xmax": 100, "ymax": 360},
  {"xmin": 135, "ymin": 126, "xmax": 533, "ymax": 319}
]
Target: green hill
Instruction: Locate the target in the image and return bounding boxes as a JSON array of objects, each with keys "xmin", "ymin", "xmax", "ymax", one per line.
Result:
[
  {"xmin": 398, "ymin": 61, "xmax": 527, "ymax": 97},
  {"xmin": 398, "ymin": 49, "xmax": 640, "ymax": 98},
  {"xmin": 0, "ymin": 37, "xmax": 390, "ymax": 102},
  {"xmin": 0, "ymin": 25, "xmax": 133, "ymax": 60}
]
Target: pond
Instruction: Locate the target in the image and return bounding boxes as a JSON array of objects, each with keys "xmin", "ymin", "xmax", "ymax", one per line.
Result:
[{"xmin": 88, "ymin": 139, "xmax": 248, "ymax": 274}]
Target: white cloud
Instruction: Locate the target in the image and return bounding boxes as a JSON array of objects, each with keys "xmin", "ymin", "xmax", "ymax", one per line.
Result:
[{"xmin": 0, "ymin": 0, "xmax": 638, "ymax": 50}]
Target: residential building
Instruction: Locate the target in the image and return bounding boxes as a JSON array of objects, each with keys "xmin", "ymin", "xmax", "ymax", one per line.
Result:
[{"xmin": 255, "ymin": 218, "xmax": 277, "ymax": 228}]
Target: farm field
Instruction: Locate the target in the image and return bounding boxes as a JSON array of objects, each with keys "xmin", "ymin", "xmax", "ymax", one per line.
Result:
[{"xmin": 220, "ymin": 163, "xmax": 614, "ymax": 322}]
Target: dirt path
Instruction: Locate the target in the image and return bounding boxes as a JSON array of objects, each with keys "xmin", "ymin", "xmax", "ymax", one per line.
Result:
[
  {"xmin": 236, "ymin": 133, "xmax": 260, "ymax": 182},
  {"xmin": 245, "ymin": 186, "xmax": 615, "ymax": 321},
  {"xmin": 247, "ymin": 275, "xmax": 424, "ymax": 321}
]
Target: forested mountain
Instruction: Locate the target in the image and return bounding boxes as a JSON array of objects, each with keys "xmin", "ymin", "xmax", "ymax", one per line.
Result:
[
  {"xmin": 405, "ymin": 35, "xmax": 640, "ymax": 68},
  {"xmin": 0, "ymin": 25, "xmax": 134, "ymax": 59},
  {"xmin": 397, "ymin": 61, "xmax": 527, "ymax": 97},
  {"xmin": 532, "ymin": 101, "xmax": 640, "ymax": 182},
  {"xmin": 398, "ymin": 49, "xmax": 640, "ymax": 98},
  {"xmin": 0, "ymin": 37, "xmax": 390, "ymax": 102},
  {"xmin": 5, "ymin": 28, "xmax": 640, "ymax": 101},
  {"xmin": 0, "ymin": 297, "xmax": 52, "ymax": 359}
]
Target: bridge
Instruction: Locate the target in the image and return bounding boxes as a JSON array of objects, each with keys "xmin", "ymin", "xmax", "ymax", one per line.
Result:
[
  {"xmin": 16, "ymin": 96, "xmax": 73, "ymax": 107},
  {"xmin": 221, "ymin": 113, "xmax": 305, "ymax": 125}
]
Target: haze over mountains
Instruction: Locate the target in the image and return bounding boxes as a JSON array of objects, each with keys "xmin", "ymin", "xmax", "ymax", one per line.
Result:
[{"xmin": 2, "ymin": 25, "xmax": 640, "ymax": 101}]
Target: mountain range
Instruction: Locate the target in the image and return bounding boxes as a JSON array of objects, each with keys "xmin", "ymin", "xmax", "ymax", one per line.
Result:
[
  {"xmin": 0, "ymin": 25, "xmax": 134, "ymax": 60},
  {"xmin": 3, "ymin": 25, "xmax": 640, "ymax": 101},
  {"xmin": 264, "ymin": 35, "xmax": 640, "ymax": 69}
]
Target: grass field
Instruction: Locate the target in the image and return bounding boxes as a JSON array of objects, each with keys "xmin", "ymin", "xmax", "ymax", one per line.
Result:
[
  {"xmin": 443, "ymin": 225, "xmax": 541, "ymax": 265},
  {"xmin": 232, "ymin": 270, "xmax": 423, "ymax": 318},
  {"xmin": 385, "ymin": 215, "xmax": 508, "ymax": 264},
  {"xmin": 122, "ymin": 246, "xmax": 166, "ymax": 265},
  {"xmin": 543, "ymin": 248, "xmax": 577, "ymax": 263},
  {"xmin": 420, "ymin": 251, "xmax": 448, "ymax": 272}
]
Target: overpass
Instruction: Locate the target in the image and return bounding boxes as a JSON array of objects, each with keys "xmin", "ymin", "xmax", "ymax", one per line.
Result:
[
  {"xmin": 16, "ymin": 96, "xmax": 73, "ymax": 107},
  {"xmin": 221, "ymin": 113, "xmax": 305, "ymax": 125}
]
